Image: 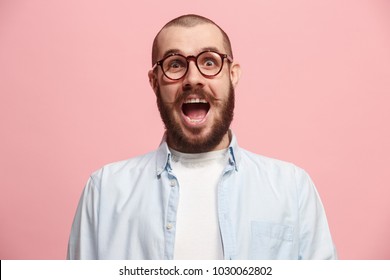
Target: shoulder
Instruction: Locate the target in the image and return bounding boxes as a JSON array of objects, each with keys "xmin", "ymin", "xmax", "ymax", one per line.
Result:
[
  {"xmin": 89, "ymin": 150, "xmax": 158, "ymax": 182},
  {"xmin": 237, "ymin": 148, "xmax": 313, "ymax": 188},
  {"xmin": 239, "ymin": 148, "xmax": 300, "ymax": 173}
]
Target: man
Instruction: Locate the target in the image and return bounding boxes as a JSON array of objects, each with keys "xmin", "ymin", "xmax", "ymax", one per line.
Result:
[{"xmin": 67, "ymin": 14, "xmax": 337, "ymax": 260}]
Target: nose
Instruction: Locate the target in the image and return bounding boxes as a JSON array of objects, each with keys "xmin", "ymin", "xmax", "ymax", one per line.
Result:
[{"xmin": 182, "ymin": 60, "xmax": 205, "ymax": 89}]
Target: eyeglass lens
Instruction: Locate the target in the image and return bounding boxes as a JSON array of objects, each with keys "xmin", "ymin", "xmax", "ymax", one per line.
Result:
[{"xmin": 162, "ymin": 52, "xmax": 223, "ymax": 80}]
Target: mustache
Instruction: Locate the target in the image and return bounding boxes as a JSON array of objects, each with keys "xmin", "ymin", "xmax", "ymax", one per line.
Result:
[{"xmin": 174, "ymin": 88, "xmax": 216, "ymax": 106}]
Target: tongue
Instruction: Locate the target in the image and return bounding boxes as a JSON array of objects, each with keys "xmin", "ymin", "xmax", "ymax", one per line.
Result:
[{"xmin": 182, "ymin": 103, "xmax": 209, "ymax": 120}]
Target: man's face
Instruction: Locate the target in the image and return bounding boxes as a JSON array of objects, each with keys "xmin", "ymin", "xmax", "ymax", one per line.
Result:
[{"xmin": 149, "ymin": 24, "xmax": 240, "ymax": 153}]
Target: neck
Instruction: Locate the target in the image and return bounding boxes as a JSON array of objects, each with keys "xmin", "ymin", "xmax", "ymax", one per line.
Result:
[{"xmin": 167, "ymin": 131, "xmax": 231, "ymax": 154}]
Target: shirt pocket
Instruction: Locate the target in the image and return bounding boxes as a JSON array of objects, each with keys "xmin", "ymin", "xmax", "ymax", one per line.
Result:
[{"xmin": 250, "ymin": 221, "xmax": 294, "ymax": 259}]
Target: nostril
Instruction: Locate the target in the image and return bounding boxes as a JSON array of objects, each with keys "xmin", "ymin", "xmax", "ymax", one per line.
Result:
[{"xmin": 183, "ymin": 84, "xmax": 192, "ymax": 91}]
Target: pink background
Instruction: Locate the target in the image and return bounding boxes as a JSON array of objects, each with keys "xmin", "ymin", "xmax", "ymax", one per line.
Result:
[{"xmin": 1, "ymin": 0, "xmax": 389, "ymax": 259}]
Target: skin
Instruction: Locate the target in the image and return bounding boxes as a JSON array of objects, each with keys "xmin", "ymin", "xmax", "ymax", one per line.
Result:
[{"xmin": 148, "ymin": 23, "xmax": 241, "ymax": 153}]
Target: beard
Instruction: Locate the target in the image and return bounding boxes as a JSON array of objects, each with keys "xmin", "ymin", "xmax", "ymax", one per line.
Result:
[{"xmin": 156, "ymin": 84, "xmax": 235, "ymax": 153}]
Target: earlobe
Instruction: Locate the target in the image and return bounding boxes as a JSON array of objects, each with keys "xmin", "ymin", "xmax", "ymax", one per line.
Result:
[{"xmin": 230, "ymin": 62, "xmax": 241, "ymax": 88}]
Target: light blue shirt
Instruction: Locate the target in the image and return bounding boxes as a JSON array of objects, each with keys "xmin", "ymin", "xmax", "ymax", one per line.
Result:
[{"xmin": 67, "ymin": 133, "xmax": 337, "ymax": 259}]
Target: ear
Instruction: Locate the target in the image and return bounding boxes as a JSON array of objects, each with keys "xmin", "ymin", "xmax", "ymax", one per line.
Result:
[
  {"xmin": 148, "ymin": 69, "xmax": 158, "ymax": 95},
  {"xmin": 229, "ymin": 62, "xmax": 241, "ymax": 89}
]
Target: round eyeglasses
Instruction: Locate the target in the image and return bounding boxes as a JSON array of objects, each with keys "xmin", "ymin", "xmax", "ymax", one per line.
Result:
[{"xmin": 152, "ymin": 50, "xmax": 233, "ymax": 80}]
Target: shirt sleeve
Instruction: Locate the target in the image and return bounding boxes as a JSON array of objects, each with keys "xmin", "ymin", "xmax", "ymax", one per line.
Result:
[
  {"xmin": 67, "ymin": 175, "xmax": 100, "ymax": 260},
  {"xmin": 295, "ymin": 167, "xmax": 337, "ymax": 259}
]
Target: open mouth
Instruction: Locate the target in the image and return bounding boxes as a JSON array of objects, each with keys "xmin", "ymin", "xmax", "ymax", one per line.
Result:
[{"xmin": 181, "ymin": 98, "xmax": 210, "ymax": 124}]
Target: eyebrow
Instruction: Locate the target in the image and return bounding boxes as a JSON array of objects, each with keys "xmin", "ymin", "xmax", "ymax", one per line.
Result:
[
  {"xmin": 161, "ymin": 49, "xmax": 181, "ymax": 59},
  {"xmin": 161, "ymin": 47, "xmax": 223, "ymax": 60}
]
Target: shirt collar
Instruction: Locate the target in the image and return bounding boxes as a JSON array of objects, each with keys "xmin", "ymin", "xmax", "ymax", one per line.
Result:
[{"xmin": 156, "ymin": 130, "xmax": 241, "ymax": 176}]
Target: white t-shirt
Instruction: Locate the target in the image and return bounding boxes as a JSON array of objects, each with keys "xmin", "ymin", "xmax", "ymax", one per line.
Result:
[{"xmin": 170, "ymin": 148, "xmax": 229, "ymax": 260}]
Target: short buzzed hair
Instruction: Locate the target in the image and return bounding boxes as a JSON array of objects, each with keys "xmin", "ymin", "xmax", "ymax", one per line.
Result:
[{"xmin": 151, "ymin": 14, "xmax": 233, "ymax": 66}]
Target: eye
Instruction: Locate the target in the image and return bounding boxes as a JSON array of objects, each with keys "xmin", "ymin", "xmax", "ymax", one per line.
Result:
[
  {"xmin": 164, "ymin": 57, "xmax": 186, "ymax": 73},
  {"xmin": 170, "ymin": 60, "xmax": 185, "ymax": 68},
  {"xmin": 198, "ymin": 53, "xmax": 221, "ymax": 69},
  {"xmin": 200, "ymin": 57, "xmax": 217, "ymax": 68},
  {"xmin": 204, "ymin": 59, "xmax": 216, "ymax": 67}
]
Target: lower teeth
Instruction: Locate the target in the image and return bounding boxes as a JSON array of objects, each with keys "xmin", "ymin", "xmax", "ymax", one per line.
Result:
[{"xmin": 187, "ymin": 117, "xmax": 202, "ymax": 123}]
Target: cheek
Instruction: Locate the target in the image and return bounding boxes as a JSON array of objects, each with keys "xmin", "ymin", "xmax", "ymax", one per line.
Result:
[
  {"xmin": 158, "ymin": 83, "xmax": 180, "ymax": 104},
  {"xmin": 211, "ymin": 79, "xmax": 231, "ymax": 99},
  {"xmin": 162, "ymin": 93, "xmax": 176, "ymax": 105}
]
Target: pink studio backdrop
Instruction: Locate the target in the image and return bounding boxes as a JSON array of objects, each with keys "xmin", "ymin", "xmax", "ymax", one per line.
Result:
[{"xmin": 1, "ymin": 0, "xmax": 389, "ymax": 259}]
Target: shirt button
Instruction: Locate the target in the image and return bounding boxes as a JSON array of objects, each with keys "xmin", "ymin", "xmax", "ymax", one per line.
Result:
[
  {"xmin": 166, "ymin": 223, "xmax": 173, "ymax": 230},
  {"xmin": 170, "ymin": 180, "xmax": 176, "ymax": 187}
]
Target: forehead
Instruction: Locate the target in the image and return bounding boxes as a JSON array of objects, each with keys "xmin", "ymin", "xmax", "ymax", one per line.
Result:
[{"xmin": 156, "ymin": 24, "xmax": 225, "ymax": 58}]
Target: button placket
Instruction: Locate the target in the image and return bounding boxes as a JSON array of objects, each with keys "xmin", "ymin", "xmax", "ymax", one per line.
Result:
[
  {"xmin": 170, "ymin": 180, "xmax": 176, "ymax": 187},
  {"xmin": 163, "ymin": 172, "xmax": 180, "ymax": 259},
  {"xmin": 166, "ymin": 223, "xmax": 173, "ymax": 230}
]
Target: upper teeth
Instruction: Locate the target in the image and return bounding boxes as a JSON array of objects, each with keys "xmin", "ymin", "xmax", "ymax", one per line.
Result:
[{"xmin": 184, "ymin": 98, "xmax": 207, "ymax": 104}]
